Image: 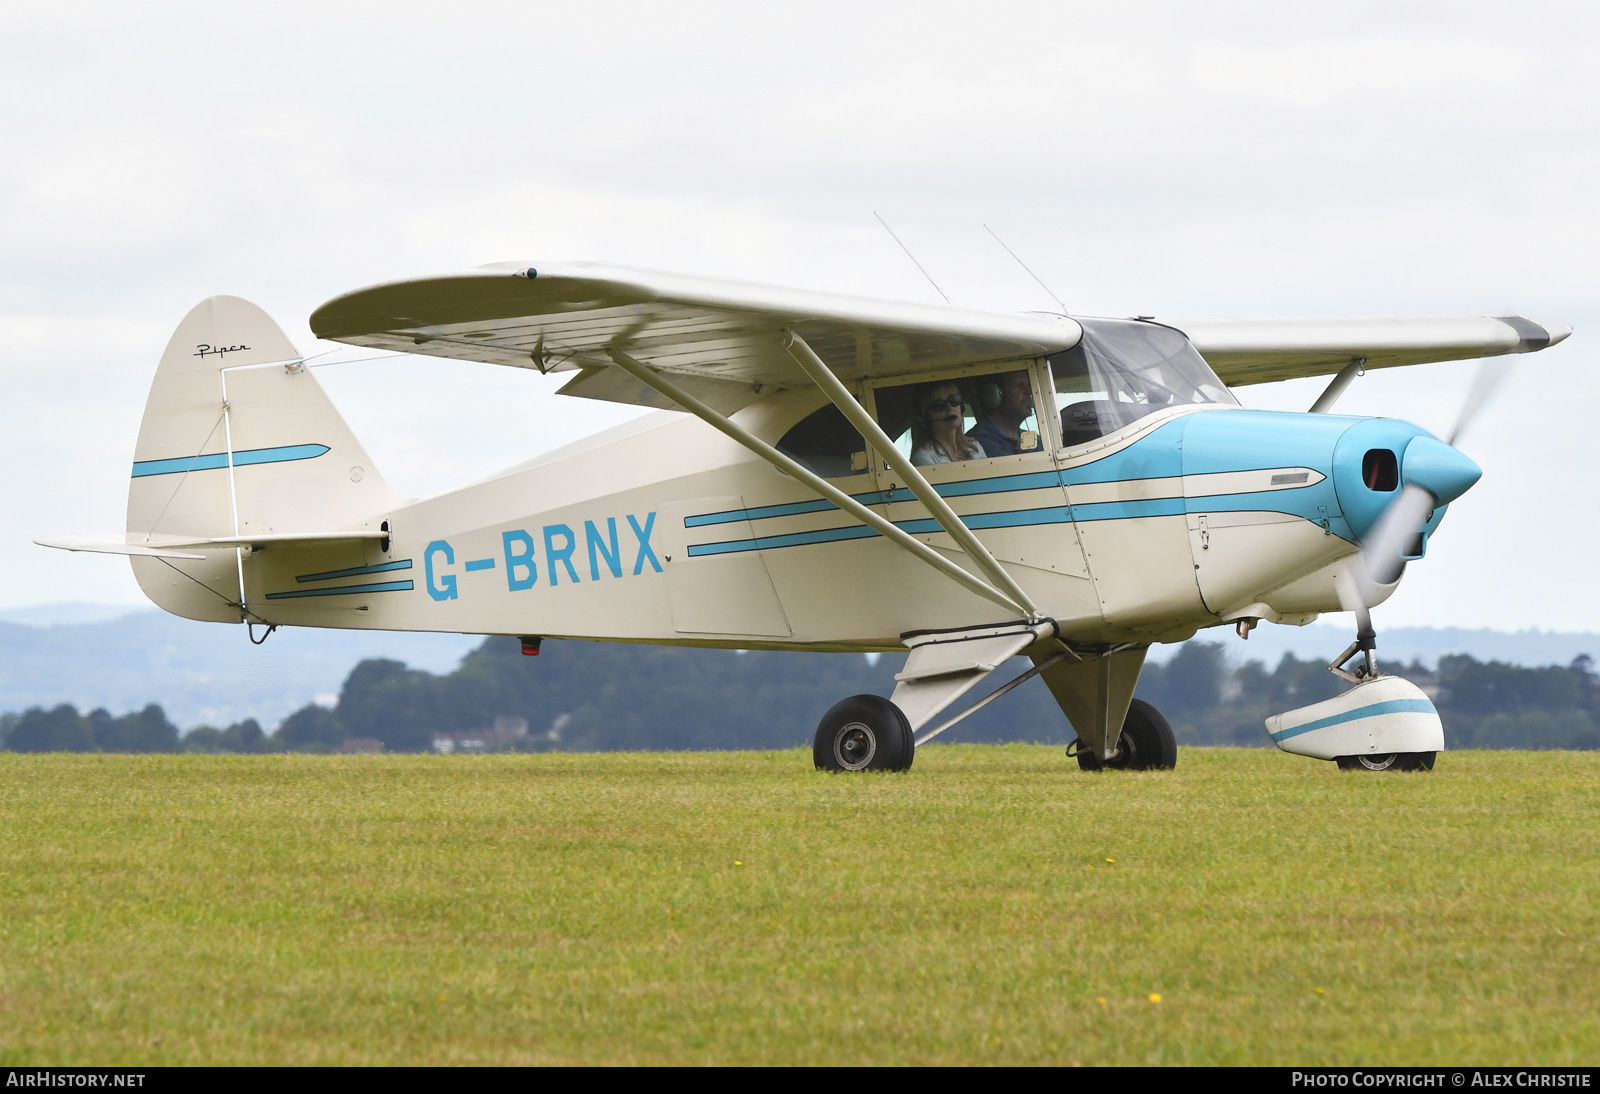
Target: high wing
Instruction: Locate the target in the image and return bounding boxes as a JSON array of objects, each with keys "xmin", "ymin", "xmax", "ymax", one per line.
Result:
[
  {"xmin": 309, "ymin": 262, "xmax": 1083, "ymax": 411},
  {"xmin": 310, "ymin": 262, "xmax": 1571, "ymax": 403},
  {"xmin": 1168, "ymin": 315, "xmax": 1572, "ymax": 387}
]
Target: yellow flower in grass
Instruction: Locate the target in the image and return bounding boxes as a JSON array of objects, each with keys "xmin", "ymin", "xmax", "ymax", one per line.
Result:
[{"xmin": 1148, "ymin": 992, "xmax": 1162, "ymax": 1003}]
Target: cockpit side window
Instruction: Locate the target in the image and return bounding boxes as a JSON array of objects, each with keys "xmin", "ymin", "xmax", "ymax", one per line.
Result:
[
  {"xmin": 1050, "ymin": 319, "xmax": 1237, "ymax": 447},
  {"xmin": 775, "ymin": 404, "xmax": 869, "ymax": 479},
  {"xmin": 873, "ymin": 368, "xmax": 1042, "ymax": 466}
]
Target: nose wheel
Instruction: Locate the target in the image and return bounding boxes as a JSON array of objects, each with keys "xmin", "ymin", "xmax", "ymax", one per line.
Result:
[{"xmin": 1336, "ymin": 752, "xmax": 1436, "ymax": 772}]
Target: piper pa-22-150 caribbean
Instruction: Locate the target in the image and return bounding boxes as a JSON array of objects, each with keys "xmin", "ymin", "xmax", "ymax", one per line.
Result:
[{"xmin": 40, "ymin": 262, "xmax": 1571, "ymax": 772}]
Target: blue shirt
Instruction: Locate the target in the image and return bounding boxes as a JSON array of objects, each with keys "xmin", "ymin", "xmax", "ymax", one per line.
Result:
[{"xmin": 969, "ymin": 415, "xmax": 1020, "ymax": 457}]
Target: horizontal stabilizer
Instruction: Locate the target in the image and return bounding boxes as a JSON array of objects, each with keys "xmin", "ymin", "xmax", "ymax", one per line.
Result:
[{"xmin": 37, "ymin": 531, "xmax": 386, "ymax": 559}]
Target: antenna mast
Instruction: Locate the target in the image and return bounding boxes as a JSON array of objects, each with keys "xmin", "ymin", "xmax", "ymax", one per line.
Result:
[
  {"xmin": 983, "ymin": 223, "xmax": 1068, "ymax": 313},
  {"xmin": 874, "ymin": 212, "xmax": 951, "ymax": 304}
]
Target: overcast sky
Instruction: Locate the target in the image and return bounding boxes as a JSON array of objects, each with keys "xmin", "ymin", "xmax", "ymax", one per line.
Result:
[{"xmin": 3, "ymin": 1, "xmax": 1595, "ymax": 634}]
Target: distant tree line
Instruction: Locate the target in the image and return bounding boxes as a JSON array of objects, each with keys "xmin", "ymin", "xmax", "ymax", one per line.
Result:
[
  {"xmin": 0, "ymin": 704, "xmax": 183, "ymax": 753},
  {"xmin": 2, "ymin": 637, "xmax": 1596, "ymax": 753},
  {"xmin": 1138, "ymin": 645, "xmax": 1599, "ymax": 751}
]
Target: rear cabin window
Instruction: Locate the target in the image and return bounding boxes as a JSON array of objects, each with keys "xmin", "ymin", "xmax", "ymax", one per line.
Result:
[
  {"xmin": 873, "ymin": 368, "xmax": 1042, "ymax": 466},
  {"xmin": 775, "ymin": 405, "xmax": 868, "ymax": 478}
]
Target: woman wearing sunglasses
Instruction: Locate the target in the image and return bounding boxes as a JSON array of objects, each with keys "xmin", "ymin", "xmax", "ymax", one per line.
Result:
[{"xmin": 910, "ymin": 380, "xmax": 986, "ymax": 466}]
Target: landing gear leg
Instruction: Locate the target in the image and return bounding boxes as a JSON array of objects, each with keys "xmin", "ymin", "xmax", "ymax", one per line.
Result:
[{"xmin": 1328, "ymin": 616, "xmax": 1380, "ymax": 684}]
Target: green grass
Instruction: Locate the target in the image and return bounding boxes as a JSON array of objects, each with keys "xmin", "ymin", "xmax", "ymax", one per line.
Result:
[{"xmin": 1, "ymin": 747, "xmax": 1597, "ymax": 1065}]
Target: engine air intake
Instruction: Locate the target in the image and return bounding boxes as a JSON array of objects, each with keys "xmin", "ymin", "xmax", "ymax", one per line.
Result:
[{"xmin": 1362, "ymin": 449, "xmax": 1399, "ymax": 491}]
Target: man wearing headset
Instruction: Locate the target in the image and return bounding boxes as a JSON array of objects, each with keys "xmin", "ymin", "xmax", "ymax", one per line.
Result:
[{"xmin": 967, "ymin": 370, "xmax": 1035, "ymax": 457}]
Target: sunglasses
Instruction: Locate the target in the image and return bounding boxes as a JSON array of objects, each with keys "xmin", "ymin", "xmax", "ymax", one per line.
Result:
[{"xmin": 924, "ymin": 395, "xmax": 964, "ymax": 411}]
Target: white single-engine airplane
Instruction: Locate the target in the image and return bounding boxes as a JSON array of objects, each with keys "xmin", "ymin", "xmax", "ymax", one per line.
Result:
[{"xmin": 40, "ymin": 263, "xmax": 1571, "ymax": 772}]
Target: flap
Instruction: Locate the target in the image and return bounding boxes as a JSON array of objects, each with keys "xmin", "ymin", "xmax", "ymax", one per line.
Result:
[
  {"xmin": 556, "ymin": 364, "xmax": 761, "ymax": 415},
  {"xmin": 895, "ymin": 626, "xmax": 1039, "ymax": 683}
]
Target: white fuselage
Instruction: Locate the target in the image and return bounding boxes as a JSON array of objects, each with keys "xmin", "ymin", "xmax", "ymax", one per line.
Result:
[{"xmin": 229, "ymin": 391, "xmax": 1379, "ymax": 651}]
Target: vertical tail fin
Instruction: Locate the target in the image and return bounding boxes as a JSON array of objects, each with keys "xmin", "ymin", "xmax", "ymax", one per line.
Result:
[{"xmin": 127, "ymin": 296, "xmax": 406, "ymax": 622}]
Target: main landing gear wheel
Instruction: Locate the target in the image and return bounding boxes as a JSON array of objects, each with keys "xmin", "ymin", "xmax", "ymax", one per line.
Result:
[
  {"xmin": 1073, "ymin": 698, "xmax": 1178, "ymax": 772},
  {"xmin": 813, "ymin": 694, "xmax": 915, "ymax": 772},
  {"xmin": 1336, "ymin": 752, "xmax": 1436, "ymax": 772}
]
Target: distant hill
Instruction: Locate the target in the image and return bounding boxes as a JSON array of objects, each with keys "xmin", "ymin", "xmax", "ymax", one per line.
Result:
[
  {"xmin": 0, "ymin": 608, "xmax": 478, "ymax": 728},
  {"xmin": 0, "ymin": 603, "xmax": 149, "ymax": 626},
  {"xmin": 1, "ymin": 603, "xmax": 1597, "ymax": 739}
]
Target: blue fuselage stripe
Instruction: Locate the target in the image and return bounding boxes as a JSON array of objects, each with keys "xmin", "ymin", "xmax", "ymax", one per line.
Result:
[
  {"xmin": 685, "ymin": 506, "xmax": 1079, "ymax": 557},
  {"xmin": 684, "ymin": 470, "xmax": 1072, "ymax": 527},
  {"xmin": 132, "ymin": 444, "xmax": 331, "ymax": 478},
  {"xmin": 1269, "ymin": 699, "xmax": 1437, "ymax": 743},
  {"xmin": 1067, "ymin": 497, "xmax": 1188, "ymax": 521},
  {"xmin": 296, "ymin": 559, "xmax": 412, "ymax": 583},
  {"xmin": 266, "ymin": 579, "xmax": 414, "ymax": 600},
  {"xmin": 688, "ymin": 525, "xmax": 878, "ymax": 556}
]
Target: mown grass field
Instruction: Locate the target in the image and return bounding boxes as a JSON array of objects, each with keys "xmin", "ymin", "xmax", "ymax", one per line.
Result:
[{"xmin": 1, "ymin": 746, "xmax": 1596, "ymax": 1065}]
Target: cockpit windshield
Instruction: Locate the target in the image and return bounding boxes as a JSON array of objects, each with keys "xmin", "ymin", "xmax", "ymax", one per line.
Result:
[{"xmin": 1050, "ymin": 318, "xmax": 1237, "ymax": 447}]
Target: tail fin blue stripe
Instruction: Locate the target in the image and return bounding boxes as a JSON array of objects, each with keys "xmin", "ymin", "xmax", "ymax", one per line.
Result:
[{"xmin": 132, "ymin": 443, "xmax": 330, "ymax": 478}]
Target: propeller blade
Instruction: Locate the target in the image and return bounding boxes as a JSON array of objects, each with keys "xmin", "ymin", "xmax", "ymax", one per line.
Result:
[
  {"xmin": 1449, "ymin": 358, "xmax": 1512, "ymax": 447},
  {"xmin": 1361, "ymin": 483, "xmax": 1435, "ymax": 586},
  {"xmin": 1333, "ymin": 567, "xmax": 1374, "ymax": 639}
]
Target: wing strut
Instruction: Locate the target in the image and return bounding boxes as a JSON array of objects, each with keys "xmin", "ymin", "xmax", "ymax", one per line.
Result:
[
  {"xmin": 781, "ymin": 329, "xmax": 1041, "ymax": 622},
  {"xmin": 602, "ymin": 346, "xmax": 1030, "ymax": 618},
  {"xmin": 1308, "ymin": 357, "xmax": 1365, "ymax": 413}
]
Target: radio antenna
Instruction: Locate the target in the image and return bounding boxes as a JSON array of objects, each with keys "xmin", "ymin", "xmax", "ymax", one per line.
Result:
[
  {"xmin": 874, "ymin": 212, "xmax": 951, "ymax": 304},
  {"xmin": 983, "ymin": 223, "xmax": 1068, "ymax": 313}
]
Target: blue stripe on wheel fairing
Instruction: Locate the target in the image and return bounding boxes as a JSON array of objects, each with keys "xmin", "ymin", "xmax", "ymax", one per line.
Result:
[
  {"xmin": 266, "ymin": 579, "xmax": 414, "ymax": 600},
  {"xmin": 132, "ymin": 444, "xmax": 331, "ymax": 478},
  {"xmin": 1269, "ymin": 699, "xmax": 1437, "ymax": 743}
]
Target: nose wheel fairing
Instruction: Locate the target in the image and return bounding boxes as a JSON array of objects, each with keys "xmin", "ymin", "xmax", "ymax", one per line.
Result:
[{"xmin": 1265, "ymin": 674, "xmax": 1444, "ymax": 765}]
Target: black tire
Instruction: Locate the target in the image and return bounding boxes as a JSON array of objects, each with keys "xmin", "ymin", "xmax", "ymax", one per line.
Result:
[
  {"xmin": 1074, "ymin": 699, "xmax": 1178, "ymax": 772},
  {"xmin": 813, "ymin": 694, "xmax": 914, "ymax": 772},
  {"xmin": 1336, "ymin": 751, "xmax": 1436, "ymax": 772}
]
